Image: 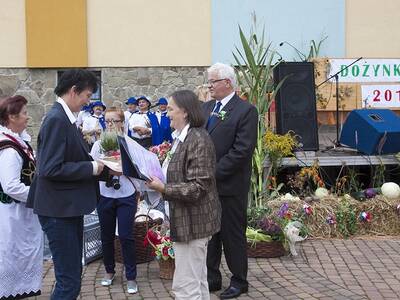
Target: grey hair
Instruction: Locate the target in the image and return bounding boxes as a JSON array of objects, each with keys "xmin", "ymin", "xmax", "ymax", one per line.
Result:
[{"xmin": 207, "ymin": 62, "xmax": 237, "ymax": 88}]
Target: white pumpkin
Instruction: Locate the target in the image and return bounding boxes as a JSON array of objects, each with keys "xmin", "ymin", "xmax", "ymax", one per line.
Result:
[
  {"xmin": 315, "ymin": 187, "xmax": 329, "ymax": 198},
  {"xmin": 381, "ymin": 182, "xmax": 400, "ymax": 199}
]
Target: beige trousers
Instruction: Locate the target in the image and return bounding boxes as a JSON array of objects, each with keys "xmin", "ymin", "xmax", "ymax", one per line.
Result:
[{"xmin": 172, "ymin": 237, "xmax": 210, "ymax": 300}]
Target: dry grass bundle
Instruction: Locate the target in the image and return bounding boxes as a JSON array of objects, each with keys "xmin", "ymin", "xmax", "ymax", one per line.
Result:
[{"xmin": 265, "ymin": 195, "xmax": 400, "ymax": 238}]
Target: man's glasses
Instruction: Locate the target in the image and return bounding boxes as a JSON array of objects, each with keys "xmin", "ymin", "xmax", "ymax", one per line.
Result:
[
  {"xmin": 206, "ymin": 78, "xmax": 227, "ymax": 86},
  {"xmin": 105, "ymin": 119, "xmax": 122, "ymax": 124}
]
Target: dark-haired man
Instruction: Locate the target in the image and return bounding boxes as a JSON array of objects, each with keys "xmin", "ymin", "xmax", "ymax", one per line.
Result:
[{"xmin": 27, "ymin": 69, "xmax": 108, "ymax": 300}]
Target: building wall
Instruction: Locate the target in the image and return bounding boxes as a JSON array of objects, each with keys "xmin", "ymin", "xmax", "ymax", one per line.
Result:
[
  {"xmin": 346, "ymin": 0, "xmax": 400, "ymax": 58},
  {"xmin": 1, "ymin": 0, "xmax": 400, "ymax": 67},
  {"xmin": 0, "ymin": 67, "xmax": 206, "ymax": 146},
  {"xmin": 86, "ymin": 0, "xmax": 211, "ymax": 67},
  {"xmin": 0, "ymin": 0, "xmax": 26, "ymax": 67},
  {"xmin": 211, "ymin": 0, "xmax": 346, "ymax": 64}
]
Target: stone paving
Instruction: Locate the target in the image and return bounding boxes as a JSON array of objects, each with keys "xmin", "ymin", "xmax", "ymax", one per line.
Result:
[{"xmin": 34, "ymin": 237, "xmax": 400, "ymax": 300}]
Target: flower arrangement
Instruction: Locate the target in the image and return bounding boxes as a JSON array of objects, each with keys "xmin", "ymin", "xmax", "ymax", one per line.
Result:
[
  {"xmin": 99, "ymin": 131, "xmax": 121, "ymax": 162},
  {"xmin": 264, "ymin": 130, "xmax": 298, "ymax": 192},
  {"xmin": 144, "ymin": 226, "xmax": 174, "ymax": 260},
  {"xmin": 149, "ymin": 141, "xmax": 172, "ymax": 164},
  {"xmin": 286, "ymin": 163, "xmax": 325, "ymax": 197}
]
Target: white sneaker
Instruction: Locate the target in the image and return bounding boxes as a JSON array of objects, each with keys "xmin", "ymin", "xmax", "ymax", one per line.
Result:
[
  {"xmin": 127, "ymin": 280, "xmax": 138, "ymax": 294},
  {"xmin": 100, "ymin": 274, "xmax": 115, "ymax": 286}
]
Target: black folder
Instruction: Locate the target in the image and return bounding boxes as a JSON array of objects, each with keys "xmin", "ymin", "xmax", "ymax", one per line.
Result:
[{"xmin": 117, "ymin": 136, "xmax": 150, "ymax": 181}]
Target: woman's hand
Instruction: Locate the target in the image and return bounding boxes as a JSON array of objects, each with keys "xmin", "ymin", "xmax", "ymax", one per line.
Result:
[{"xmin": 146, "ymin": 176, "xmax": 165, "ymax": 193}]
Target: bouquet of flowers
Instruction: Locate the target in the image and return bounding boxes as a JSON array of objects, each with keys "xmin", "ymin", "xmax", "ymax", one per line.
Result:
[
  {"xmin": 144, "ymin": 226, "xmax": 174, "ymax": 260},
  {"xmin": 99, "ymin": 131, "xmax": 122, "ymax": 172},
  {"xmin": 149, "ymin": 141, "xmax": 172, "ymax": 164}
]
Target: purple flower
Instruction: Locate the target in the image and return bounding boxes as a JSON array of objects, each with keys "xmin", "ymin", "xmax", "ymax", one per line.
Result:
[{"xmin": 277, "ymin": 202, "xmax": 289, "ymax": 218}]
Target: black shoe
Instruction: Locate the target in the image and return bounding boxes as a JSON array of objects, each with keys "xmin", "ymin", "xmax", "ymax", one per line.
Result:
[
  {"xmin": 220, "ymin": 285, "xmax": 248, "ymax": 299},
  {"xmin": 208, "ymin": 282, "xmax": 222, "ymax": 292}
]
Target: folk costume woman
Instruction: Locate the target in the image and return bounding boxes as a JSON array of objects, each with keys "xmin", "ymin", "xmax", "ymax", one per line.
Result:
[
  {"xmin": 0, "ymin": 96, "xmax": 43, "ymax": 299},
  {"xmin": 127, "ymin": 96, "xmax": 158, "ymax": 148},
  {"xmin": 82, "ymin": 101, "xmax": 106, "ymax": 147}
]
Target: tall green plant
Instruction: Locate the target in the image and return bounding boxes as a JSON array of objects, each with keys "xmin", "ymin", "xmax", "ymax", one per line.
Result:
[{"xmin": 232, "ymin": 19, "xmax": 285, "ymax": 208}]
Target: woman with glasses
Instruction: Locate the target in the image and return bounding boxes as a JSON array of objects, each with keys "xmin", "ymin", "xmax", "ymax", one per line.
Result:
[
  {"xmin": 90, "ymin": 107, "xmax": 139, "ymax": 294},
  {"xmin": 146, "ymin": 90, "xmax": 221, "ymax": 300}
]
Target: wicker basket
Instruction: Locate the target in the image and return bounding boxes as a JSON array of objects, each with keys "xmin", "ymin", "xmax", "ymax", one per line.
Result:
[
  {"xmin": 114, "ymin": 214, "xmax": 163, "ymax": 264},
  {"xmin": 247, "ymin": 241, "xmax": 285, "ymax": 258},
  {"xmin": 158, "ymin": 258, "xmax": 175, "ymax": 280}
]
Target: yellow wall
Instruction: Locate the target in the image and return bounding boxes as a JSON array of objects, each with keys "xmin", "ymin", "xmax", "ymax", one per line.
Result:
[
  {"xmin": 25, "ymin": 0, "xmax": 88, "ymax": 67},
  {"xmin": 0, "ymin": 0, "xmax": 26, "ymax": 67},
  {"xmin": 86, "ymin": 0, "xmax": 211, "ymax": 67},
  {"xmin": 346, "ymin": 0, "xmax": 400, "ymax": 58}
]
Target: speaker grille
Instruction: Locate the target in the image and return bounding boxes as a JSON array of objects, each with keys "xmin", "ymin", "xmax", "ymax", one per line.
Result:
[{"xmin": 274, "ymin": 62, "xmax": 319, "ymax": 151}]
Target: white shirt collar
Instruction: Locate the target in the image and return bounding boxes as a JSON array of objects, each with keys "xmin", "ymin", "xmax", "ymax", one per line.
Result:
[
  {"xmin": 217, "ymin": 91, "xmax": 235, "ymax": 110},
  {"xmin": 171, "ymin": 123, "xmax": 190, "ymax": 143},
  {"xmin": 56, "ymin": 97, "xmax": 76, "ymax": 124},
  {"xmin": 0, "ymin": 125, "xmax": 31, "ymax": 143}
]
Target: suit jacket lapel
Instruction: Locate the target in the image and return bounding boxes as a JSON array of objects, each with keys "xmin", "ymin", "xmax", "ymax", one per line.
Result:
[
  {"xmin": 208, "ymin": 94, "xmax": 239, "ymax": 134},
  {"xmin": 74, "ymin": 125, "xmax": 91, "ymax": 155}
]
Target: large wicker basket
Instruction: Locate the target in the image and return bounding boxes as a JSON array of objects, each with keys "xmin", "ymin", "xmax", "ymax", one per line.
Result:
[
  {"xmin": 114, "ymin": 214, "xmax": 163, "ymax": 264},
  {"xmin": 247, "ymin": 241, "xmax": 285, "ymax": 258},
  {"xmin": 158, "ymin": 258, "xmax": 175, "ymax": 280}
]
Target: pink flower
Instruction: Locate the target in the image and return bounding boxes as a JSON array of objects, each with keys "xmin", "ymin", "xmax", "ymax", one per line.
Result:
[{"xmin": 303, "ymin": 204, "xmax": 312, "ymax": 215}]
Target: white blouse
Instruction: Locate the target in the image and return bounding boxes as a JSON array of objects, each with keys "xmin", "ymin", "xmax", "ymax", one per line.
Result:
[
  {"xmin": 0, "ymin": 126, "xmax": 31, "ymax": 202},
  {"xmin": 90, "ymin": 140, "xmax": 136, "ymax": 198},
  {"xmin": 0, "ymin": 125, "xmax": 43, "ymax": 298},
  {"xmin": 127, "ymin": 112, "xmax": 152, "ymax": 139}
]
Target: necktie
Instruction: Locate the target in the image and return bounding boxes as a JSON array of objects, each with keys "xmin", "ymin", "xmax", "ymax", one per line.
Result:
[{"xmin": 206, "ymin": 101, "xmax": 222, "ymax": 130}]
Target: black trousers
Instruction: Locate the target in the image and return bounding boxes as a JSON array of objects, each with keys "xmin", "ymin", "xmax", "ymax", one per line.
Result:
[{"xmin": 206, "ymin": 193, "xmax": 248, "ymax": 289}]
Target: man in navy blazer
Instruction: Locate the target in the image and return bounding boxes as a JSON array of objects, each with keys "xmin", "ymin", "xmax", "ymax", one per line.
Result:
[
  {"xmin": 27, "ymin": 69, "xmax": 107, "ymax": 300},
  {"xmin": 203, "ymin": 63, "xmax": 258, "ymax": 299}
]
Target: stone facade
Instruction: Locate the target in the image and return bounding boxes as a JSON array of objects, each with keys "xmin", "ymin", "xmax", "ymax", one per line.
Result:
[{"xmin": 0, "ymin": 67, "xmax": 207, "ymax": 147}]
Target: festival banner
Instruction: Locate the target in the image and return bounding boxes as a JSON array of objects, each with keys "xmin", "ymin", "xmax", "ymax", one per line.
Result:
[
  {"xmin": 329, "ymin": 59, "xmax": 400, "ymax": 83},
  {"xmin": 361, "ymin": 85, "xmax": 400, "ymax": 108}
]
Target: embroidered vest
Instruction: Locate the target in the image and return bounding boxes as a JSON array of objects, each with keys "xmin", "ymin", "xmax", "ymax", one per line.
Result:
[{"xmin": 0, "ymin": 140, "xmax": 35, "ymax": 204}]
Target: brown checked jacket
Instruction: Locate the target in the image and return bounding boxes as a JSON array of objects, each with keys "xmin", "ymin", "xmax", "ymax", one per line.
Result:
[{"xmin": 163, "ymin": 127, "xmax": 221, "ymax": 243}]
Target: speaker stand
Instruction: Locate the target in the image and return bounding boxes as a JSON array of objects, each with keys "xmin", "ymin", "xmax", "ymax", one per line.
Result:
[{"xmin": 317, "ymin": 57, "xmax": 363, "ymax": 150}]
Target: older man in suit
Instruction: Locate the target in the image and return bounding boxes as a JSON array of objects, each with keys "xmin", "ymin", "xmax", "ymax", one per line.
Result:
[
  {"xmin": 204, "ymin": 63, "xmax": 258, "ymax": 299},
  {"xmin": 27, "ymin": 69, "xmax": 107, "ymax": 300}
]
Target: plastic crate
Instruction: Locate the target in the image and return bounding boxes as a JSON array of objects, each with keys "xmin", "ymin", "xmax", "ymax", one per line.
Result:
[{"xmin": 82, "ymin": 213, "xmax": 102, "ymax": 265}]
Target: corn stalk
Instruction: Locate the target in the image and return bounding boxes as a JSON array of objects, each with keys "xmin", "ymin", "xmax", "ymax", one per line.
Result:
[{"xmin": 233, "ymin": 19, "xmax": 285, "ymax": 208}]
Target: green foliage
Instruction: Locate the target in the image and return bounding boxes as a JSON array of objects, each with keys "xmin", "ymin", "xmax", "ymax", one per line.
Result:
[
  {"xmin": 371, "ymin": 163, "xmax": 385, "ymax": 188},
  {"xmin": 247, "ymin": 206, "xmax": 271, "ymax": 228},
  {"xmin": 99, "ymin": 131, "xmax": 119, "ymax": 153},
  {"xmin": 336, "ymin": 197, "xmax": 357, "ymax": 238},
  {"xmin": 233, "ymin": 15, "xmax": 285, "ymax": 208},
  {"xmin": 306, "ymin": 36, "xmax": 328, "ymax": 60},
  {"xmin": 333, "ymin": 166, "xmax": 365, "ymax": 196}
]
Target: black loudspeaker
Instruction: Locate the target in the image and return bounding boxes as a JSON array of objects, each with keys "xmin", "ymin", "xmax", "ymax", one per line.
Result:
[{"xmin": 273, "ymin": 62, "xmax": 319, "ymax": 151}]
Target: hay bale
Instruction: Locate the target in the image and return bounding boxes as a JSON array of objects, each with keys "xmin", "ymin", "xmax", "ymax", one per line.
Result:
[{"xmin": 265, "ymin": 195, "xmax": 400, "ymax": 238}]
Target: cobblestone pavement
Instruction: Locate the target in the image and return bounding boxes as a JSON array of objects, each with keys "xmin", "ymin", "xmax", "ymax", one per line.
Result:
[{"xmin": 34, "ymin": 237, "xmax": 400, "ymax": 300}]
